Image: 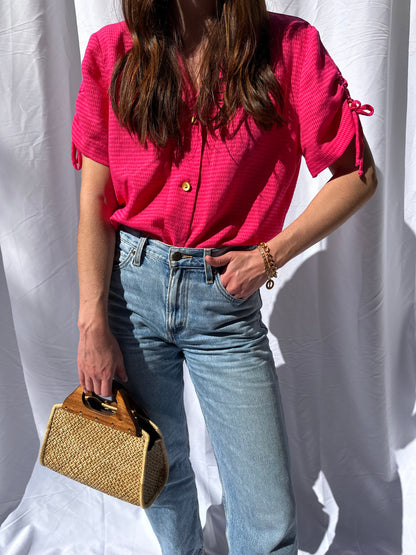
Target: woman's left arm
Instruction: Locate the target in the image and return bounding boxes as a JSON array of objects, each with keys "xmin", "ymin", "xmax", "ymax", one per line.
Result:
[{"xmin": 206, "ymin": 137, "xmax": 378, "ymax": 298}]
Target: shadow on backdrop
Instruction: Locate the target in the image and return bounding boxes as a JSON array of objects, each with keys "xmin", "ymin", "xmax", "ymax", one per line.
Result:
[{"xmin": 269, "ymin": 215, "xmax": 415, "ymax": 554}]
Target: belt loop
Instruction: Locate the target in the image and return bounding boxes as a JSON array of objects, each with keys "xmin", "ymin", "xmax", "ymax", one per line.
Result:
[
  {"xmin": 204, "ymin": 249, "xmax": 214, "ymax": 284},
  {"xmin": 133, "ymin": 237, "xmax": 147, "ymax": 266}
]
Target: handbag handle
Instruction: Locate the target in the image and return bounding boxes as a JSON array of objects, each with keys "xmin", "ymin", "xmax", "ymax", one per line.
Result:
[{"xmin": 62, "ymin": 383, "xmax": 141, "ymax": 435}]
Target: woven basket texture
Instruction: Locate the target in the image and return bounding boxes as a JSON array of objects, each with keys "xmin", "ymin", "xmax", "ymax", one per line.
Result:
[
  {"xmin": 142, "ymin": 439, "xmax": 168, "ymax": 506},
  {"xmin": 42, "ymin": 406, "xmax": 164, "ymax": 507}
]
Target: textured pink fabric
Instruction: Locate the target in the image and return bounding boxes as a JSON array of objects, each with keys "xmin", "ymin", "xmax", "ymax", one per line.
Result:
[{"xmin": 72, "ymin": 13, "xmax": 373, "ymax": 248}]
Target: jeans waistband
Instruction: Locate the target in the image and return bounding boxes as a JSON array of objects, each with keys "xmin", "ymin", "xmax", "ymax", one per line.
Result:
[{"xmin": 118, "ymin": 226, "xmax": 255, "ymax": 284}]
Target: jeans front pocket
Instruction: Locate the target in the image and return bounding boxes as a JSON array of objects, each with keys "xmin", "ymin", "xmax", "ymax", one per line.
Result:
[{"xmin": 213, "ymin": 271, "xmax": 251, "ymax": 305}]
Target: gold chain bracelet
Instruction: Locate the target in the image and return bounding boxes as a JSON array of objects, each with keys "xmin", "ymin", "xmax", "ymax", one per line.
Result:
[{"xmin": 257, "ymin": 242, "xmax": 277, "ymax": 290}]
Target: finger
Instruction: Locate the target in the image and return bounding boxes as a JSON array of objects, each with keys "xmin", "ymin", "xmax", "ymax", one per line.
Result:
[
  {"xmin": 219, "ymin": 273, "xmax": 229, "ymax": 289},
  {"xmin": 78, "ymin": 368, "xmax": 85, "ymax": 391},
  {"xmin": 205, "ymin": 253, "xmax": 232, "ymax": 267},
  {"xmin": 84, "ymin": 375, "xmax": 94, "ymax": 394},
  {"xmin": 116, "ymin": 362, "xmax": 128, "ymax": 383},
  {"xmin": 79, "ymin": 377, "xmax": 87, "ymax": 393},
  {"xmin": 92, "ymin": 378, "xmax": 103, "ymax": 396},
  {"xmin": 219, "ymin": 274, "xmax": 235, "ymax": 295},
  {"xmin": 100, "ymin": 381, "xmax": 113, "ymax": 397},
  {"xmin": 100, "ymin": 379, "xmax": 113, "ymax": 398}
]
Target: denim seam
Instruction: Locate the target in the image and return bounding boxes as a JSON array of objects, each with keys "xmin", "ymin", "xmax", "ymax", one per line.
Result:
[
  {"xmin": 181, "ymin": 270, "xmax": 189, "ymax": 332},
  {"xmin": 166, "ymin": 269, "xmax": 174, "ymax": 342}
]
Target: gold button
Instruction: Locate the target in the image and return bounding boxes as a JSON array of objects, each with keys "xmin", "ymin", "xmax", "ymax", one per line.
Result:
[
  {"xmin": 191, "ymin": 115, "xmax": 198, "ymax": 125},
  {"xmin": 181, "ymin": 181, "xmax": 192, "ymax": 192}
]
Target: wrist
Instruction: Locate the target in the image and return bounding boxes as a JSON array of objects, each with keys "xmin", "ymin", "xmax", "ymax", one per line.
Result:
[
  {"xmin": 268, "ymin": 230, "xmax": 295, "ymax": 269},
  {"xmin": 78, "ymin": 303, "xmax": 108, "ymax": 335},
  {"xmin": 257, "ymin": 242, "xmax": 277, "ymax": 289}
]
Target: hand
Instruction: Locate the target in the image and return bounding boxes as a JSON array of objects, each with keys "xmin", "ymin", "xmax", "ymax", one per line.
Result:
[
  {"xmin": 205, "ymin": 249, "xmax": 267, "ymax": 299},
  {"xmin": 77, "ymin": 326, "xmax": 128, "ymax": 397}
]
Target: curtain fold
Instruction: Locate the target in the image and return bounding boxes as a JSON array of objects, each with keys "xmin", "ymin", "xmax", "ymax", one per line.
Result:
[
  {"xmin": 0, "ymin": 0, "xmax": 82, "ymax": 524},
  {"xmin": 0, "ymin": 0, "xmax": 414, "ymax": 553}
]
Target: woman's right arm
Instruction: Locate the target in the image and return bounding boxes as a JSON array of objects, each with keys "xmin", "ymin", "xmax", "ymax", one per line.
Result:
[{"xmin": 77, "ymin": 156, "xmax": 127, "ymax": 397}]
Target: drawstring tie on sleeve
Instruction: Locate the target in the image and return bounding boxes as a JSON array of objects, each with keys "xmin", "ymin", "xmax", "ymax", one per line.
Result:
[
  {"xmin": 71, "ymin": 142, "xmax": 83, "ymax": 170},
  {"xmin": 349, "ymin": 99, "xmax": 374, "ymax": 177},
  {"xmin": 338, "ymin": 75, "xmax": 374, "ymax": 177}
]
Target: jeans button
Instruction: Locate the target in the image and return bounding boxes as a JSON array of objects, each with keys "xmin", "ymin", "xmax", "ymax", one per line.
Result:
[{"xmin": 171, "ymin": 252, "xmax": 183, "ymax": 261}]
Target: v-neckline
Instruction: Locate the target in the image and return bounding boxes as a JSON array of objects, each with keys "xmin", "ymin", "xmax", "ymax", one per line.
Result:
[{"xmin": 177, "ymin": 52, "xmax": 201, "ymax": 102}]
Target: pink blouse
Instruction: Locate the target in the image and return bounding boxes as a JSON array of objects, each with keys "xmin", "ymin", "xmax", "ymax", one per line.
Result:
[{"xmin": 72, "ymin": 13, "xmax": 373, "ymax": 248}]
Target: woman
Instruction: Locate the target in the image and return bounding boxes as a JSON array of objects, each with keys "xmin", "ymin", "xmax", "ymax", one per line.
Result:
[{"xmin": 72, "ymin": 0, "xmax": 377, "ymax": 553}]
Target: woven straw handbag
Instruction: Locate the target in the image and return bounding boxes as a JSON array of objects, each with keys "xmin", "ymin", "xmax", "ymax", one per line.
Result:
[{"xmin": 39, "ymin": 382, "xmax": 168, "ymax": 508}]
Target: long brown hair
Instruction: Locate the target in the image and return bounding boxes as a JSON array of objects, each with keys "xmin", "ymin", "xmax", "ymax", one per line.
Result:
[{"xmin": 110, "ymin": 0, "xmax": 284, "ymax": 149}]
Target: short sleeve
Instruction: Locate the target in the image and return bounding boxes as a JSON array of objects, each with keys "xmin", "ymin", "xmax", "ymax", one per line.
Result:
[
  {"xmin": 71, "ymin": 33, "xmax": 109, "ymax": 170},
  {"xmin": 291, "ymin": 24, "xmax": 373, "ymax": 177}
]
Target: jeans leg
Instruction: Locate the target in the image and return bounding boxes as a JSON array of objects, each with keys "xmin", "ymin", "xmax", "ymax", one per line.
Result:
[
  {"xmin": 108, "ymin": 246, "xmax": 203, "ymax": 555},
  {"xmin": 181, "ymin": 281, "xmax": 297, "ymax": 554},
  {"xmin": 108, "ymin": 230, "xmax": 296, "ymax": 554}
]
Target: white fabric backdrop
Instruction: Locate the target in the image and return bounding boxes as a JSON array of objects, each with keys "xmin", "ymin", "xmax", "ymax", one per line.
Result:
[{"xmin": 0, "ymin": 0, "xmax": 415, "ymax": 553}]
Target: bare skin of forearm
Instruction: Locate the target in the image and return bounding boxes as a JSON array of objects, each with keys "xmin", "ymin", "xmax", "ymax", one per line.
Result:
[
  {"xmin": 77, "ymin": 156, "xmax": 127, "ymax": 396},
  {"xmin": 269, "ymin": 154, "xmax": 377, "ymax": 269},
  {"xmin": 78, "ymin": 200, "xmax": 115, "ymax": 327},
  {"xmin": 206, "ymin": 138, "xmax": 378, "ymax": 298}
]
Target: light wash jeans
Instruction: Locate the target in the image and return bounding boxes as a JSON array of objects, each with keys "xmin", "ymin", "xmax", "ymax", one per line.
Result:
[{"xmin": 108, "ymin": 228, "xmax": 297, "ymax": 555}]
